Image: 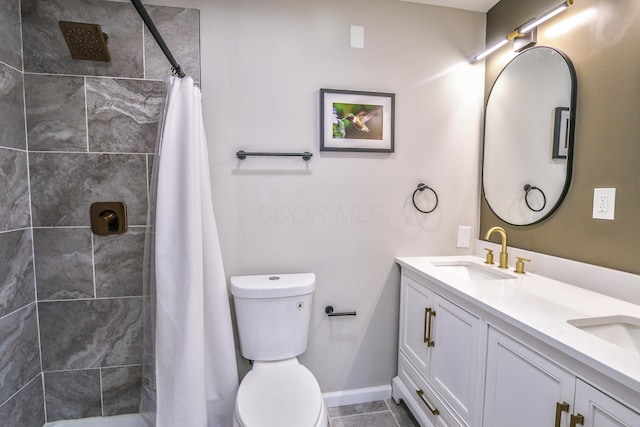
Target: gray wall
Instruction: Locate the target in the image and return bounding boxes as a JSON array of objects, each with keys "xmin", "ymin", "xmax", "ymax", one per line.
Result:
[
  {"xmin": 149, "ymin": 0, "xmax": 486, "ymax": 393},
  {"xmin": 0, "ymin": 0, "xmax": 200, "ymax": 424},
  {"xmin": 480, "ymin": 0, "xmax": 640, "ymax": 275}
]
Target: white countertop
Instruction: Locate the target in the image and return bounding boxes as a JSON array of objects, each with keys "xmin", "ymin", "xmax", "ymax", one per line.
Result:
[{"xmin": 396, "ymin": 255, "xmax": 640, "ymax": 397}]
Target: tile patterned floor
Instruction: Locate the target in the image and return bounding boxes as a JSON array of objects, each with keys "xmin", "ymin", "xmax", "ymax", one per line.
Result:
[{"xmin": 328, "ymin": 399, "xmax": 419, "ymax": 427}]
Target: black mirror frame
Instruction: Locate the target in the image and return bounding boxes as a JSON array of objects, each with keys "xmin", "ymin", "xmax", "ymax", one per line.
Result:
[{"xmin": 481, "ymin": 46, "xmax": 578, "ymax": 226}]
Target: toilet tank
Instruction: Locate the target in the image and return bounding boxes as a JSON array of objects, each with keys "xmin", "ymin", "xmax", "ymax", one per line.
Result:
[{"xmin": 230, "ymin": 273, "xmax": 315, "ymax": 361}]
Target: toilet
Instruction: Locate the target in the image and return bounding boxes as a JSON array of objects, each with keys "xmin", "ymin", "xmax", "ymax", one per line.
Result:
[{"xmin": 230, "ymin": 273, "xmax": 328, "ymax": 427}]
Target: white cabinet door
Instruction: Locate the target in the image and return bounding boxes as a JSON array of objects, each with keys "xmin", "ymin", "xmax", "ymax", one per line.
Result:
[
  {"xmin": 430, "ymin": 295, "xmax": 483, "ymax": 426},
  {"xmin": 399, "ymin": 274, "xmax": 434, "ymax": 374},
  {"xmin": 483, "ymin": 326, "xmax": 575, "ymax": 427},
  {"xmin": 572, "ymin": 379, "xmax": 640, "ymax": 427}
]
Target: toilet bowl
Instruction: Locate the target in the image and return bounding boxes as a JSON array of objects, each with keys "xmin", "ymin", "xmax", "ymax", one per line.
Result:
[
  {"xmin": 233, "ymin": 359, "xmax": 327, "ymax": 427},
  {"xmin": 230, "ymin": 273, "xmax": 328, "ymax": 427}
]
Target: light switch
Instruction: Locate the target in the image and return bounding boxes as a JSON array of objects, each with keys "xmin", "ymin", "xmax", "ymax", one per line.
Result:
[{"xmin": 592, "ymin": 188, "xmax": 615, "ymax": 220}]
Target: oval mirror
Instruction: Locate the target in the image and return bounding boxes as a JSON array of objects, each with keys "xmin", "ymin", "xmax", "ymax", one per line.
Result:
[{"xmin": 483, "ymin": 46, "xmax": 577, "ymax": 226}]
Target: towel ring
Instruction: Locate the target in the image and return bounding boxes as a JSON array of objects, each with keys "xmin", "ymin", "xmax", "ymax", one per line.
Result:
[
  {"xmin": 524, "ymin": 184, "xmax": 546, "ymax": 212},
  {"xmin": 412, "ymin": 183, "xmax": 438, "ymax": 214}
]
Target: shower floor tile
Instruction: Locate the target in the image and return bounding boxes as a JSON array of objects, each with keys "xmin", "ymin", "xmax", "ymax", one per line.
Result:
[{"xmin": 328, "ymin": 399, "xmax": 419, "ymax": 427}]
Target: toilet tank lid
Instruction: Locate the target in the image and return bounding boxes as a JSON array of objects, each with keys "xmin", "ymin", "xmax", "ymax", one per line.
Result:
[{"xmin": 230, "ymin": 273, "xmax": 316, "ymax": 298}]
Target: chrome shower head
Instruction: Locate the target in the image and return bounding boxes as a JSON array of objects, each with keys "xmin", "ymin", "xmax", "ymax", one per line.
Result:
[{"xmin": 59, "ymin": 21, "xmax": 111, "ymax": 62}]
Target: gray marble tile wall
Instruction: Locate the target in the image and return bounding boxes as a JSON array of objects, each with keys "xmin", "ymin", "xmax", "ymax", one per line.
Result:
[
  {"xmin": 0, "ymin": 0, "xmax": 199, "ymax": 424},
  {"xmin": 21, "ymin": 0, "xmax": 201, "ymax": 82},
  {"xmin": 0, "ymin": 0, "xmax": 44, "ymax": 425}
]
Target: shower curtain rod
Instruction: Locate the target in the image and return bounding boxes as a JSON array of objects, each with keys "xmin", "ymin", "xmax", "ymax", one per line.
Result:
[{"xmin": 130, "ymin": 0, "xmax": 185, "ymax": 78}]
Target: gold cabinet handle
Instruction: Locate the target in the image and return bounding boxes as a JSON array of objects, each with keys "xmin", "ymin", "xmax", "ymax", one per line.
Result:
[
  {"xmin": 415, "ymin": 389, "xmax": 440, "ymax": 415},
  {"xmin": 555, "ymin": 402, "xmax": 570, "ymax": 427},
  {"xmin": 424, "ymin": 307, "xmax": 436, "ymax": 347},
  {"xmin": 423, "ymin": 307, "xmax": 429, "ymax": 343},
  {"xmin": 570, "ymin": 413, "xmax": 585, "ymax": 427}
]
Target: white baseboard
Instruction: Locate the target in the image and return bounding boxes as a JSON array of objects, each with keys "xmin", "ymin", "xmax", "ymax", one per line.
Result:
[{"xmin": 323, "ymin": 384, "xmax": 392, "ymax": 408}]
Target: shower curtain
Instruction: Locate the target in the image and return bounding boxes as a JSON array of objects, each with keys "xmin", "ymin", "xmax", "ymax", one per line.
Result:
[{"xmin": 142, "ymin": 76, "xmax": 238, "ymax": 427}]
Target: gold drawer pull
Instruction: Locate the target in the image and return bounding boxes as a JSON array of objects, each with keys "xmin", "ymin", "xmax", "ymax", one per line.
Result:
[
  {"xmin": 415, "ymin": 389, "xmax": 440, "ymax": 415},
  {"xmin": 555, "ymin": 402, "xmax": 569, "ymax": 427},
  {"xmin": 570, "ymin": 413, "xmax": 585, "ymax": 427}
]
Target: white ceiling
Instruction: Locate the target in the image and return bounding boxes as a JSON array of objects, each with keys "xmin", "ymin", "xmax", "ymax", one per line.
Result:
[{"xmin": 398, "ymin": 0, "xmax": 500, "ymax": 13}]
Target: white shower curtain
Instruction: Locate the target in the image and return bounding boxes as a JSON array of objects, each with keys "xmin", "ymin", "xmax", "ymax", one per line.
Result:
[{"xmin": 153, "ymin": 76, "xmax": 238, "ymax": 427}]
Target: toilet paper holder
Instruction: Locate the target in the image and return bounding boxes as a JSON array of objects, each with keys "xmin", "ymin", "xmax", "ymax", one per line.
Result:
[{"xmin": 325, "ymin": 305, "xmax": 356, "ymax": 317}]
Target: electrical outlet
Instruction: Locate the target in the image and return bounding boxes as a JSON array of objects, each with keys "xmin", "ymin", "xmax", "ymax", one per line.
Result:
[
  {"xmin": 593, "ymin": 188, "xmax": 616, "ymax": 220},
  {"xmin": 597, "ymin": 194, "xmax": 608, "ymax": 212}
]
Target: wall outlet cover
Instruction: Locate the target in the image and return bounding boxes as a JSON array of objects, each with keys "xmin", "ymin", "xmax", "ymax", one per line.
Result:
[
  {"xmin": 457, "ymin": 226, "xmax": 472, "ymax": 248},
  {"xmin": 592, "ymin": 188, "xmax": 616, "ymax": 220}
]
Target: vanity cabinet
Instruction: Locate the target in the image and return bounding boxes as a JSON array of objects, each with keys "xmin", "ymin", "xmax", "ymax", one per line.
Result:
[
  {"xmin": 484, "ymin": 327, "xmax": 640, "ymax": 427},
  {"xmin": 483, "ymin": 326, "xmax": 575, "ymax": 427},
  {"xmin": 397, "ymin": 273, "xmax": 484, "ymax": 427},
  {"xmin": 393, "ymin": 258, "xmax": 640, "ymax": 427},
  {"xmin": 573, "ymin": 379, "xmax": 640, "ymax": 427}
]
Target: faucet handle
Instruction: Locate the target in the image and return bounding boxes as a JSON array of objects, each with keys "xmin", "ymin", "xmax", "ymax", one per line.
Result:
[
  {"xmin": 484, "ymin": 248, "xmax": 494, "ymax": 265},
  {"xmin": 514, "ymin": 257, "xmax": 531, "ymax": 274}
]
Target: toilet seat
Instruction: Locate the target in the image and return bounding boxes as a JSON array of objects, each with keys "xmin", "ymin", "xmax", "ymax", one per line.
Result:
[{"xmin": 235, "ymin": 359, "xmax": 325, "ymax": 427}]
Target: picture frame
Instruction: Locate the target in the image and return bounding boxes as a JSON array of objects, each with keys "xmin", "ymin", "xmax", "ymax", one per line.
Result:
[
  {"xmin": 320, "ymin": 89, "xmax": 395, "ymax": 153},
  {"xmin": 552, "ymin": 106, "xmax": 570, "ymax": 159}
]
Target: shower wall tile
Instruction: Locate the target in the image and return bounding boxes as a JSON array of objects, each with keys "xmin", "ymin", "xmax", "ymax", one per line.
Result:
[
  {"xmin": 94, "ymin": 228, "xmax": 145, "ymax": 298},
  {"xmin": 101, "ymin": 365, "xmax": 142, "ymax": 416},
  {"xmin": 39, "ymin": 297, "xmax": 143, "ymax": 371},
  {"xmin": 0, "ymin": 148, "xmax": 30, "ymax": 231},
  {"xmin": 25, "ymin": 74, "xmax": 87, "ymax": 152},
  {"xmin": 29, "ymin": 152, "xmax": 148, "ymax": 227},
  {"xmin": 0, "ymin": 304, "xmax": 41, "ymax": 404},
  {"xmin": 87, "ymin": 78, "xmax": 164, "ymax": 154},
  {"xmin": 0, "ymin": 63, "xmax": 26, "ymax": 150},
  {"xmin": 21, "ymin": 0, "xmax": 143, "ymax": 78},
  {"xmin": 145, "ymin": 6, "xmax": 201, "ymax": 82},
  {"xmin": 33, "ymin": 228, "xmax": 94, "ymax": 301},
  {"xmin": 0, "ymin": 229, "xmax": 35, "ymax": 318},
  {"xmin": 0, "ymin": 375, "xmax": 45, "ymax": 427},
  {"xmin": 0, "ymin": 0, "xmax": 22, "ymax": 70},
  {"xmin": 44, "ymin": 369, "xmax": 102, "ymax": 422},
  {"xmin": 6, "ymin": 2, "xmax": 202, "ymax": 423}
]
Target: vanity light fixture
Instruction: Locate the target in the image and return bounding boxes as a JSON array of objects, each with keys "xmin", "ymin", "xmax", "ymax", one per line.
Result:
[
  {"xmin": 474, "ymin": 38, "xmax": 509, "ymax": 61},
  {"xmin": 472, "ymin": 0, "xmax": 574, "ymax": 62},
  {"xmin": 519, "ymin": 0, "xmax": 573, "ymax": 34}
]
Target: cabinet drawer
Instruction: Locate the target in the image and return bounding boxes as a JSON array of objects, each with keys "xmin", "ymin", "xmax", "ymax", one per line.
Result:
[{"xmin": 399, "ymin": 355, "xmax": 461, "ymax": 427}]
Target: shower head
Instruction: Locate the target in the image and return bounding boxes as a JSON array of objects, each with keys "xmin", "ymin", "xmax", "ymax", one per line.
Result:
[{"xmin": 59, "ymin": 21, "xmax": 111, "ymax": 62}]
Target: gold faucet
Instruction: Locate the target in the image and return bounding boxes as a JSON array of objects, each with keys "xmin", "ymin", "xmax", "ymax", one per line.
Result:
[{"xmin": 484, "ymin": 226, "xmax": 509, "ymax": 269}]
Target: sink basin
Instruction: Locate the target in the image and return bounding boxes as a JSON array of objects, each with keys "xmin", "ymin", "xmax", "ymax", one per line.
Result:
[
  {"xmin": 432, "ymin": 261, "xmax": 515, "ymax": 281},
  {"xmin": 568, "ymin": 316, "xmax": 640, "ymax": 356}
]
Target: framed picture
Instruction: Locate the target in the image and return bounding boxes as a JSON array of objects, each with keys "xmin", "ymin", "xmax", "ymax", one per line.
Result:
[
  {"xmin": 320, "ymin": 89, "xmax": 395, "ymax": 153},
  {"xmin": 552, "ymin": 107, "xmax": 570, "ymax": 159}
]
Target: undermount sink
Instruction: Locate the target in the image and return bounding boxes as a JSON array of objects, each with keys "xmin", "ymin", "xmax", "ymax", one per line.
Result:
[
  {"xmin": 432, "ymin": 261, "xmax": 515, "ymax": 281},
  {"xmin": 568, "ymin": 316, "xmax": 640, "ymax": 356}
]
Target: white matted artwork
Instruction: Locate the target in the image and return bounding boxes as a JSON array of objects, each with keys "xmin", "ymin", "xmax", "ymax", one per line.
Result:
[{"xmin": 320, "ymin": 88, "xmax": 395, "ymax": 153}]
